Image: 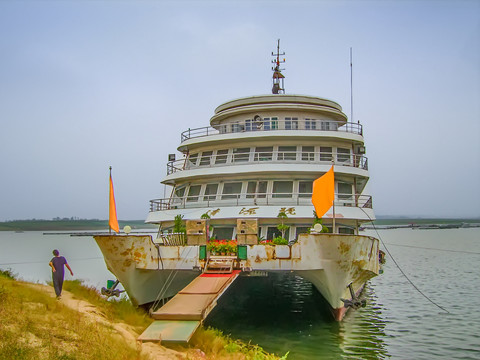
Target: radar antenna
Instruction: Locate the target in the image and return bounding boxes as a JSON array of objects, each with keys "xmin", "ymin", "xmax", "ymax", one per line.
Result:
[{"xmin": 271, "ymin": 39, "xmax": 285, "ymax": 94}]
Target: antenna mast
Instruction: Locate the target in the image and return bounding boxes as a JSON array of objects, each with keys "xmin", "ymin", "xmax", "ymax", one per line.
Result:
[
  {"xmin": 272, "ymin": 39, "xmax": 285, "ymax": 94},
  {"xmin": 350, "ymin": 47, "xmax": 354, "ymax": 122}
]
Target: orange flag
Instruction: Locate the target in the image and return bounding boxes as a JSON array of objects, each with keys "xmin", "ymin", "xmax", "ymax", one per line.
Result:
[
  {"xmin": 311, "ymin": 165, "xmax": 335, "ymax": 218},
  {"xmin": 109, "ymin": 171, "xmax": 119, "ymax": 233}
]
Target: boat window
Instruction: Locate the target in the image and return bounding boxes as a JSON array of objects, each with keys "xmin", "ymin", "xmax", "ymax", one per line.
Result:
[
  {"xmin": 212, "ymin": 227, "xmax": 234, "ymax": 240},
  {"xmin": 231, "ymin": 122, "xmax": 244, "ymax": 133},
  {"xmin": 301, "ymin": 146, "xmax": 315, "ymax": 161},
  {"xmin": 233, "ymin": 148, "xmax": 250, "ymax": 162},
  {"xmin": 298, "ymin": 181, "xmax": 313, "ymax": 198},
  {"xmin": 199, "ymin": 151, "xmax": 213, "ymax": 166},
  {"xmin": 295, "ymin": 227, "xmax": 310, "ymax": 238},
  {"xmin": 273, "ymin": 181, "xmax": 293, "ymax": 198},
  {"xmin": 245, "ymin": 119, "xmax": 252, "ymax": 132},
  {"xmin": 188, "ymin": 153, "xmax": 198, "ymax": 167},
  {"xmin": 204, "ymin": 184, "xmax": 218, "ymax": 201},
  {"xmin": 246, "ymin": 181, "xmax": 267, "ymax": 198},
  {"xmin": 215, "ymin": 149, "xmax": 229, "ymax": 164},
  {"xmin": 338, "ymin": 182, "xmax": 353, "ymax": 205},
  {"xmin": 339, "ymin": 227, "xmax": 355, "ymax": 235},
  {"xmin": 320, "ymin": 121, "xmax": 331, "ymax": 131},
  {"xmin": 254, "ymin": 146, "xmax": 273, "ymax": 161},
  {"xmin": 278, "ymin": 146, "xmax": 297, "ymax": 161},
  {"xmin": 337, "ymin": 148, "xmax": 351, "ymax": 164},
  {"xmin": 285, "ymin": 117, "xmax": 298, "ymax": 130},
  {"xmin": 267, "ymin": 226, "xmax": 289, "ymax": 240},
  {"xmin": 187, "ymin": 185, "xmax": 201, "ymax": 202},
  {"xmin": 174, "ymin": 186, "xmax": 186, "ymax": 198},
  {"xmin": 221, "ymin": 182, "xmax": 242, "ymax": 200},
  {"xmin": 320, "ymin": 147, "xmax": 333, "ymax": 161},
  {"xmin": 305, "ymin": 119, "xmax": 316, "ymax": 130}
]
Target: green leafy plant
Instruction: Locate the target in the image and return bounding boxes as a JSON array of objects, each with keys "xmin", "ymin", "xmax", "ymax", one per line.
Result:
[
  {"xmin": 207, "ymin": 240, "xmax": 238, "ymax": 254},
  {"xmin": 312, "ymin": 210, "xmax": 329, "ymax": 233},
  {"xmin": 276, "ymin": 209, "xmax": 290, "ymax": 243},
  {"xmin": 173, "ymin": 214, "xmax": 186, "ymax": 234},
  {"xmin": 272, "ymin": 236, "xmax": 288, "ymax": 245}
]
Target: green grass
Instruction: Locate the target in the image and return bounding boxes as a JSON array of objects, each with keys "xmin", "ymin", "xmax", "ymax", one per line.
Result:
[{"xmin": 0, "ymin": 272, "xmax": 149, "ymax": 360}]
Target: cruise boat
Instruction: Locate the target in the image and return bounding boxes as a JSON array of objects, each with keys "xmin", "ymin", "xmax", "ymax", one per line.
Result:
[{"xmin": 94, "ymin": 42, "xmax": 380, "ymax": 323}]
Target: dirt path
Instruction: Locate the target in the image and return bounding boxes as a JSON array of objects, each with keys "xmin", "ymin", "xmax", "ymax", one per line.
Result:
[{"xmin": 25, "ymin": 283, "xmax": 195, "ymax": 360}]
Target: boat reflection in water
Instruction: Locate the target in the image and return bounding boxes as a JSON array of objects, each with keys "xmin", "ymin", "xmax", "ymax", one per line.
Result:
[{"xmin": 205, "ymin": 273, "xmax": 388, "ymax": 360}]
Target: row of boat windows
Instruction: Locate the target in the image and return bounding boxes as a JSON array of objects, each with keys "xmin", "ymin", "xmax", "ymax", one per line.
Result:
[
  {"xmin": 205, "ymin": 225, "xmax": 355, "ymax": 241},
  {"xmin": 188, "ymin": 146, "xmax": 353, "ymax": 166},
  {"xmin": 222, "ymin": 117, "xmax": 339, "ymax": 132},
  {"xmin": 174, "ymin": 180, "xmax": 353, "ymax": 201}
]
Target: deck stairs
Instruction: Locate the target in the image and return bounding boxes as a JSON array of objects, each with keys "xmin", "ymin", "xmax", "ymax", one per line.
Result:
[{"xmin": 138, "ymin": 258, "xmax": 239, "ymax": 344}]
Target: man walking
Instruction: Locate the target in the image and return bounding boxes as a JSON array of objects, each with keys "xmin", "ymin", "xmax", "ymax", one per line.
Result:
[{"xmin": 49, "ymin": 249, "xmax": 73, "ymax": 299}]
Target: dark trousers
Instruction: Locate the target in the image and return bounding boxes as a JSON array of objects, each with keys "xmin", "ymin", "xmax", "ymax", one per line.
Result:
[{"xmin": 52, "ymin": 273, "xmax": 64, "ymax": 297}]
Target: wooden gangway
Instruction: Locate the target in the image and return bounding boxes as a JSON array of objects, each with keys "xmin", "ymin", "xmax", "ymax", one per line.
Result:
[{"xmin": 138, "ymin": 258, "xmax": 240, "ymax": 343}]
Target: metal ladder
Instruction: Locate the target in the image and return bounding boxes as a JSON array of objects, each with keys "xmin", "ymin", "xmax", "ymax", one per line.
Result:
[{"xmin": 203, "ymin": 255, "xmax": 236, "ymax": 274}]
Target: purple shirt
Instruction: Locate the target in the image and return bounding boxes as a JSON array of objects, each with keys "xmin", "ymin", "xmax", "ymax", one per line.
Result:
[{"xmin": 51, "ymin": 256, "xmax": 67, "ymax": 277}]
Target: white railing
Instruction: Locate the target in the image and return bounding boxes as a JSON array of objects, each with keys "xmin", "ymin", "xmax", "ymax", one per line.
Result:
[
  {"xmin": 180, "ymin": 119, "xmax": 363, "ymax": 142},
  {"xmin": 150, "ymin": 193, "xmax": 372, "ymax": 211},
  {"xmin": 167, "ymin": 152, "xmax": 368, "ymax": 175}
]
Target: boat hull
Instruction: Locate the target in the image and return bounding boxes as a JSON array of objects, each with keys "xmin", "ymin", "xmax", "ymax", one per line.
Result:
[{"xmin": 94, "ymin": 233, "xmax": 379, "ymax": 320}]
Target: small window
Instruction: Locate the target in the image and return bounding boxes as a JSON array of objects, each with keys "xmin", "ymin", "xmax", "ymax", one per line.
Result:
[
  {"xmin": 174, "ymin": 186, "xmax": 186, "ymax": 198},
  {"xmin": 337, "ymin": 148, "xmax": 351, "ymax": 163},
  {"xmin": 305, "ymin": 119, "xmax": 316, "ymax": 130},
  {"xmin": 233, "ymin": 148, "xmax": 250, "ymax": 162},
  {"xmin": 199, "ymin": 151, "xmax": 213, "ymax": 166},
  {"xmin": 188, "ymin": 153, "xmax": 198, "ymax": 166},
  {"xmin": 278, "ymin": 146, "xmax": 297, "ymax": 161},
  {"xmin": 320, "ymin": 121, "xmax": 331, "ymax": 131},
  {"xmin": 212, "ymin": 227, "xmax": 234, "ymax": 240},
  {"xmin": 215, "ymin": 149, "xmax": 229, "ymax": 164},
  {"xmin": 285, "ymin": 117, "xmax": 298, "ymax": 130},
  {"xmin": 254, "ymin": 146, "xmax": 273, "ymax": 161},
  {"xmin": 295, "ymin": 227, "xmax": 310, "ymax": 238},
  {"xmin": 187, "ymin": 185, "xmax": 201, "ymax": 202},
  {"xmin": 246, "ymin": 181, "xmax": 267, "ymax": 198},
  {"xmin": 338, "ymin": 182, "xmax": 353, "ymax": 205},
  {"xmin": 320, "ymin": 147, "xmax": 332, "ymax": 161},
  {"xmin": 273, "ymin": 181, "xmax": 293, "ymax": 198},
  {"xmin": 221, "ymin": 182, "xmax": 242, "ymax": 200},
  {"xmin": 231, "ymin": 122, "xmax": 244, "ymax": 132},
  {"xmin": 298, "ymin": 181, "xmax": 313, "ymax": 198},
  {"xmin": 245, "ymin": 119, "xmax": 252, "ymax": 132},
  {"xmin": 267, "ymin": 226, "xmax": 289, "ymax": 240},
  {"xmin": 204, "ymin": 184, "xmax": 218, "ymax": 201},
  {"xmin": 339, "ymin": 227, "xmax": 355, "ymax": 235},
  {"xmin": 301, "ymin": 146, "xmax": 315, "ymax": 161}
]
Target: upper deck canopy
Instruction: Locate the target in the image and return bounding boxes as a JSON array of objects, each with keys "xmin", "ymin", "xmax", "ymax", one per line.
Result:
[{"xmin": 210, "ymin": 94, "xmax": 348, "ymax": 126}]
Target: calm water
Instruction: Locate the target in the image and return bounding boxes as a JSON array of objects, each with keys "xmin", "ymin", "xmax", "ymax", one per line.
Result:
[{"xmin": 1, "ymin": 228, "xmax": 479, "ymax": 359}]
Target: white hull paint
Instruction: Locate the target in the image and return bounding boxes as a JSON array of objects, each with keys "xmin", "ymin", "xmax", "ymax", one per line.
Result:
[{"xmin": 94, "ymin": 233, "xmax": 379, "ymax": 319}]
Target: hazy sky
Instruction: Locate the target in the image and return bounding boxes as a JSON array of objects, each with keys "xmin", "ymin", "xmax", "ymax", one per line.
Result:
[{"xmin": 1, "ymin": 0, "xmax": 479, "ymax": 221}]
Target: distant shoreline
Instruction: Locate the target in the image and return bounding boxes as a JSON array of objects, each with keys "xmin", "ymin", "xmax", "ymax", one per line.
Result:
[
  {"xmin": 0, "ymin": 219, "xmax": 156, "ymax": 231},
  {"xmin": 0, "ymin": 218, "xmax": 479, "ymax": 231}
]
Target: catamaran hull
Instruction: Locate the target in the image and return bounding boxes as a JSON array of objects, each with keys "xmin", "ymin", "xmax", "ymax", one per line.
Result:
[{"xmin": 94, "ymin": 233, "xmax": 379, "ymax": 320}]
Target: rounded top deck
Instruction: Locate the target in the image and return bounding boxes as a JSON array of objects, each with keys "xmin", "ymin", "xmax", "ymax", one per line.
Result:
[{"xmin": 211, "ymin": 94, "xmax": 347, "ymax": 125}]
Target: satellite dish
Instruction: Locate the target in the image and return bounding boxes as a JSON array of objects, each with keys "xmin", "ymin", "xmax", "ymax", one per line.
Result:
[
  {"xmin": 123, "ymin": 225, "xmax": 132, "ymax": 234},
  {"xmin": 313, "ymin": 223, "xmax": 323, "ymax": 233}
]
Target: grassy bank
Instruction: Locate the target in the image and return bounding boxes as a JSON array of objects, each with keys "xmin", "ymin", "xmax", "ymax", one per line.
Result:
[{"xmin": 0, "ymin": 270, "xmax": 287, "ymax": 360}]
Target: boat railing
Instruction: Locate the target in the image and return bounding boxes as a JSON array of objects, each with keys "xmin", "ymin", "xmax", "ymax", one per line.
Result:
[
  {"xmin": 167, "ymin": 152, "xmax": 368, "ymax": 175},
  {"xmin": 150, "ymin": 193, "xmax": 373, "ymax": 211},
  {"xmin": 180, "ymin": 119, "xmax": 363, "ymax": 142},
  {"xmin": 157, "ymin": 232, "xmax": 187, "ymax": 246}
]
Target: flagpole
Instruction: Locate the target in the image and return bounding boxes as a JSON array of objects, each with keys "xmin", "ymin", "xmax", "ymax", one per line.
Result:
[
  {"xmin": 109, "ymin": 166, "xmax": 112, "ymax": 235},
  {"xmin": 332, "ymin": 160, "xmax": 336, "ymax": 234}
]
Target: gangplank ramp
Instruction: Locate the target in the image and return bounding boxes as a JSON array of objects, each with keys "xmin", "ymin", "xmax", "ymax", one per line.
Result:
[{"xmin": 138, "ymin": 270, "xmax": 240, "ymax": 343}]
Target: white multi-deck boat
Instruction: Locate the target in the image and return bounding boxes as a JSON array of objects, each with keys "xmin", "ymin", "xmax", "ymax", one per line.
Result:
[{"xmin": 94, "ymin": 42, "xmax": 380, "ymax": 323}]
